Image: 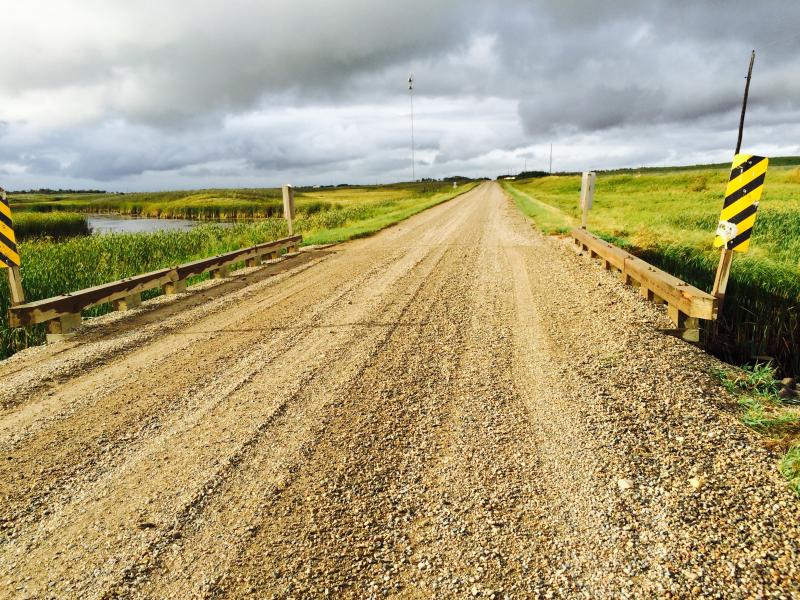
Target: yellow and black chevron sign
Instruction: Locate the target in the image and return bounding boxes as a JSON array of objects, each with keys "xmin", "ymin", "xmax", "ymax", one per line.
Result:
[
  {"xmin": 713, "ymin": 154, "xmax": 768, "ymax": 253},
  {"xmin": 0, "ymin": 190, "xmax": 21, "ymax": 268}
]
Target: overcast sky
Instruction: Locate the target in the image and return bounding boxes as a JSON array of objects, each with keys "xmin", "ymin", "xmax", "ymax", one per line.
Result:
[{"xmin": 2, "ymin": 0, "xmax": 799, "ymax": 190}]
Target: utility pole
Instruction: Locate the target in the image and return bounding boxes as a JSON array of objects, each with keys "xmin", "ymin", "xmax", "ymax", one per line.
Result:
[
  {"xmin": 549, "ymin": 144, "xmax": 553, "ymax": 174},
  {"xmin": 408, "ymin": 74, "xmax": 416, "ymax": 182},
  {"xmin": 712, "ymin": 50, "xmax": 756, "ymax": 312}
]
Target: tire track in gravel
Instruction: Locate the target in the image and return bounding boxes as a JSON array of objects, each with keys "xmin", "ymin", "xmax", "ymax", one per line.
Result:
[
  {"xmin": 0, "ymin": 260, "xmax": 360, "ymax": 540},
  {"xmin": 400, "ymin": 192, "xmax": 580, "ymax": 598},
  {"xmin": 0, "ymin": 256, "xmax": 325, "ymax": 409}
]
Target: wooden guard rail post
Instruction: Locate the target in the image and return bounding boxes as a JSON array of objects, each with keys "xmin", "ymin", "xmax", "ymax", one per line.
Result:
[
  {"xmin": 8, "ymin": 234, "xmax": 302, "ymax": 341},
  {"xmin": 571, "ymin": 228, "xmax": 717, "ymax": 342}
]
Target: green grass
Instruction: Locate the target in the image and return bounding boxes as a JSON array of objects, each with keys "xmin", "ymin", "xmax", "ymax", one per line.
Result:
[
  {"xmin": 780, "ymin": 446, "xmax": 800, "ymax": 497},
  {"xmin": 299, "ymin": 185, "xmax": 473, "ymax": 245},
  {"xmin": 716, "ymin": 363, "xmax": 800, "ymax": 496},
  {"xmin": 716, "ymin": 361, "xmax": 780, "ymax": 396},
  {"xmin": 503, "ymin": 165, "xmax": 800, "ymax": 375},
  {"xmin": 0, "ymin": 182, "xmax": 475, "ymax": 359},
  {"xmin": 737, "ymin": 395, "xmax": 799, "ymax": 434},
  {"xmin": 502, "ymin": 184, "xmax": 572, "ymax": 234},
  {"xmin": 12, "ymin": 212, "xmax": 90, "ymax": 239}
]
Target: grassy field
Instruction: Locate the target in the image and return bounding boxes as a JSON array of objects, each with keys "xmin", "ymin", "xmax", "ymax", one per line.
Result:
[
  {"xmin": 0, "ymin": 182, "xmax": 476, "ymax": 358},
  {"xmin": 503, "ymin": 164, "xmax": 800, "ymax": 376},
  {"xmin": 8, "ymin": 181, "xmax": 465, "ymax": 221}
]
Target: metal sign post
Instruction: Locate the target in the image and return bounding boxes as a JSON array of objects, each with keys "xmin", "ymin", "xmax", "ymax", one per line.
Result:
[
  {"xmin": 712, "ymin": 50, "xmax": 760, "ymax": 314},
  {"xmin": 579, "ymin": 171, "xmax": 596, "ymax": 229},
  {"xmin": 0, "ymin": 188, "xmax": 24, "ymax": 305},
  {"xmin": 282, "ymin": 184, "xmax": 295, "ymax": 236}
]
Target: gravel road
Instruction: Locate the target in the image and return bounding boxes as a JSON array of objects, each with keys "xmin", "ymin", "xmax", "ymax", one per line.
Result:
[{"xmin": 1, "ymin": 182, "xmax": 798, "ymax": 599}]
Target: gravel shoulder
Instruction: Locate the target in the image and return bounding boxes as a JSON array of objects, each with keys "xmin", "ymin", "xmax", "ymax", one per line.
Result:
[{"xmin": 1, "ymin": 182, "xmax": 798, "ymax": 598}]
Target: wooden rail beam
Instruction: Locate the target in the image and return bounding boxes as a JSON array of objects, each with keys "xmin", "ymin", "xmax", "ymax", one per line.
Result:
[
  {"xmin": 571, "ymin": 228, "xmax": 716, "ymax": 342},
  {"xmin": 8, "ymin": 234, "xmax": 303, "ymax": 330},
  {"xmin": 8, "ymin": 267, "xmax": 178, "ymax": 328},
  {"xmin": 175, "ymin": 235, "xmax": 301, "ymax": 280}
]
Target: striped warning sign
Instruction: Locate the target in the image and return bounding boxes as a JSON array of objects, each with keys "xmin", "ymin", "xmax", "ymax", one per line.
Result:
[
  {"xmin": 713, "ymin": 154, "xmax": 768, "ymax": 253},
  {"xmin": 0, "ymin": 189, "xmax": 20, "ymax": 268}
]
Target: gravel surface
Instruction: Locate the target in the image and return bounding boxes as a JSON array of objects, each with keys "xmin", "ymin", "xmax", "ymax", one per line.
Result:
[{"xmin": 0, "ymin": 182, "xmax": 798, "ymax": 598}]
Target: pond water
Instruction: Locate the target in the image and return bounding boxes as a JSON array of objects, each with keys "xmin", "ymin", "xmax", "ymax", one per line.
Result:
[{"xmin": 88, "ymin": 215, "xmax": 233, "ymax": 234}]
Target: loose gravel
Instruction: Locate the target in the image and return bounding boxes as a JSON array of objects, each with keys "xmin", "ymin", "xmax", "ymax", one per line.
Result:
[{"xmin": 0, "ymin": 182, "xmax": 798, "ymax": 599}]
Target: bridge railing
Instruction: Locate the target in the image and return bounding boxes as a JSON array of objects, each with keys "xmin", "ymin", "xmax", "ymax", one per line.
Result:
[
  {"xmin": 571, "ymin": 228, "xmax": 716, "ymax": 341},
  {"xmin": 8, "ymin": 234, "xmax": 302, "ymax": 339}
]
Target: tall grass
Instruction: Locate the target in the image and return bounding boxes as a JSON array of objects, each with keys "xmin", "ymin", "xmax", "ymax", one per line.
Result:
[
  {"xmin": 504, "ymin": 166, "xmax": 800, "ymax": 375},
  {"xmin": 13, "ymin": 213, "xmax": 90, "ymax": 239},
  {"xmin": 0, "ymin": 182, "xmax": 474, "ymax": 359}
]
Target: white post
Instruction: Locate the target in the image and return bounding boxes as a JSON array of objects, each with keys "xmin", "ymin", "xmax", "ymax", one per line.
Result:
[
  {"xmin": 580, "ymin": 171, "xmax": 596, "ymax": 229},
  {"xmin": 282, "ymin": 184, "xmax": 295, "ymax": 235}
]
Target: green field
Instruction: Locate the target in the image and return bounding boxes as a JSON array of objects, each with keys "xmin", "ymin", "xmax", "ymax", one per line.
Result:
[
  {"xmin": 8, "ymin": 182, "xmax": 468, "ymax": 221},
  {"xmin": 0, "ymin": 182, "xmax": 475, "ymax": 358},
  {"xmin": 503, "ymin": 163, "xmax": 800, "ymax": 375}
]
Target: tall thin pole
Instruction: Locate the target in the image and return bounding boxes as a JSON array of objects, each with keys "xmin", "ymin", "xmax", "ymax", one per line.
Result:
[
  {"xmin": 713, "ymin": 50, "xmax": 756, "ymax": 313},
  {"xmin": 736, "ymin": 50, "xmax": 756, "ymax": 155},
  {"xmin": 409, "ymin": 74, "xmax": 416, "ymax": 182},
  {"xmin": 549, "ymin": 144, "xmax": 553, "ymax": 174}
]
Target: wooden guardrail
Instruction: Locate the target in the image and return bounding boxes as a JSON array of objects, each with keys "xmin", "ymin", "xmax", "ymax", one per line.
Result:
[
  {"xmin": 571, "ymin": 228, "xmax": 717, "ymax": 341},
  {"xmin": 8, "ymin": 234, "xmax": 302, "ymax": 340}
]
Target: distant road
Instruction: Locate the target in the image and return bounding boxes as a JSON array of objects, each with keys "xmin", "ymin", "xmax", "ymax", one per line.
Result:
[{"xmin": 1, "ymin": 182, "xmax": 797, "ymax": 597}]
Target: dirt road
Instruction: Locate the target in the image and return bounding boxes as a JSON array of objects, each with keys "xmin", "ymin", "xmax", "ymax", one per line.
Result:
[{"xmin": 1, "ymin": 182, "xmax": 798, "ymax": 598}]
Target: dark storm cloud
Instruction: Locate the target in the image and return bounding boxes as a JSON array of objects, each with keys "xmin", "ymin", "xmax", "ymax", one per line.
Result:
[
  {"xmin": 507, "ymin": 1, "xmax": 800, "ymax": 135},
  {"xmin": 1, "ymin": 1, "xmax": 799, "ymax": 189}
]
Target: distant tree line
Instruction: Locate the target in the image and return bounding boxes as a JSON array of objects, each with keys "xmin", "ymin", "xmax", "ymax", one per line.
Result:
[
  {"xmin": 9, "ymin": 188, "xmax": 107, "ymax": 195},
  {"xmin": 514, "ymin": 170, "xmax": 550, "ymax": 179},
  {"xmin": 305, "ymin": 176, "xmax": 488, "ymax": 190}
]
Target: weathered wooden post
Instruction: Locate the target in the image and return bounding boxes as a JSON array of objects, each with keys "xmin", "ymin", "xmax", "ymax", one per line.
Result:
[
  {"xmin": 282, "ymin": 184, "xmax": 295, "ymax": 235},
  {"xmin": 579, "ymin": 171, "xmax": 595, "ymax": 229},
  {"xmin": 0, "ymin": 188, "xmax": 24, "ymax": 305}
]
